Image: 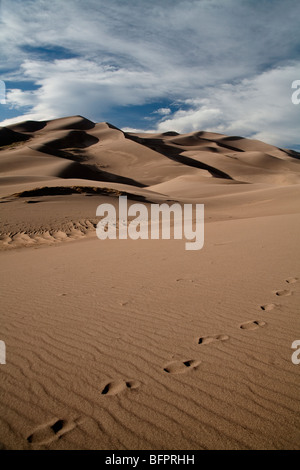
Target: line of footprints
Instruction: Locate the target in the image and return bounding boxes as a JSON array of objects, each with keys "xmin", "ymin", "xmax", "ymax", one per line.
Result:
[
  {"xmin": 100, "ymin": 276, "xmax": 298, "ymax": 396},
  {"xmin": 26, "ymin": 276, "xmax": 297, "ymax": 446}
]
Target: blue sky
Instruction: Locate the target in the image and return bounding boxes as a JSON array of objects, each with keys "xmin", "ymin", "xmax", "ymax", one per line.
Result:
[{"xmin": 0, "ymin": 0, "xmax": 299, "ymax": 149}]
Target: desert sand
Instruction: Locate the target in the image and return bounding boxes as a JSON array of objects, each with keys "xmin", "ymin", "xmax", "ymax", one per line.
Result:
[{"xmin": 0, "ymin": 115, "xmax": 299, "ymax": 449}]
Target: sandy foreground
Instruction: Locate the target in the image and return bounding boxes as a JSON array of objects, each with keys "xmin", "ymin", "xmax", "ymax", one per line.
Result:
[{"xmin": 0, "ymin": 116, "xmax": 299, "ymax": 450}]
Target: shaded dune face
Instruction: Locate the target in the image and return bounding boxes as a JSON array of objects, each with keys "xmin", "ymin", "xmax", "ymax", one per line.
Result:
[{"xmin": 0, "ymin": 127, "xmax": 30, "ymax": 146}]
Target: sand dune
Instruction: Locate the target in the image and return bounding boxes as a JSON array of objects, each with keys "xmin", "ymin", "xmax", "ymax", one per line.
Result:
[
  {"xmin": 1, "ymin": 115, "xmax": 299, "ymax": 194},
  {"xmin": 0, "ymin": 116, "xmax": 299, "ymax": 449},
  {"xmin": 1, "ymin": 115, "xmax": 299, "ymax": 196},
  {"xmin": 1, "ymin": 114, "xmax": 299, "ymax": 247}
]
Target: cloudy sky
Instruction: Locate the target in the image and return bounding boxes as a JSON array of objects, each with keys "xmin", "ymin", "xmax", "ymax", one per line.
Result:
[{"xmin": 0, "ymin": 0, "xmax": 299, "ymax": 149}]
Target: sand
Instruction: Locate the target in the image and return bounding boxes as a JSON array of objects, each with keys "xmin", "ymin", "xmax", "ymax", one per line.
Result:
[{"xmin": 0, "ymin": 116, "xmax": 299, "ymax": 449}]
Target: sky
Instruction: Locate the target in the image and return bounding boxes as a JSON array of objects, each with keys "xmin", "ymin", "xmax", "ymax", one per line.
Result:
[{"xmin": 0, "ymin": 0, "xmax": 299, "ymax": 149}]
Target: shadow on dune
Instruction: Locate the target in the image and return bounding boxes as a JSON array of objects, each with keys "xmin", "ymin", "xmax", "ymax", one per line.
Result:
[
  {"xmin": 57, "ymin": 161, "xmax": 146, "ymax": 188},
  {"xmin": 280, "ymin": 148, "xmax": 300, "ymax": 160},
  {"xmin": 29, "ymin": 140, "xmax": 146, "ymax": 188},
  {"xmin": 106, "ymin": 122, "xmax": 124, "ymax": 131},
  {"xmin": 6, "ymin": 121, "xmax": 48, "ymax": 133},
  {"xmin": 0, "ymin": 128, "xmax": 30, "ymax": 147},
  {"xmin": 125, "ymin": 133, "xmax": 233, "ymax": 180},
  {"xmin": 12, "ymin": 185, "xmax": 149, "ymax": 202},
  {"xmin": 193, "ymin": 134, "xmax": 246, "ymax": 153},
  {"xmin": 7, "ymin": 116, "xmax": 96, "ymax": 136},
  {"xmin": 218, "ymin": 135, "xmax": 244, "ymax": 142},
  {"xmin": 162, "ymin": 131, "xmax": 180, "ymax": 137},
  {"xmin": 37, "ymin": 130, "xmax": 99, "ymax": 150},
  {"xmin": 13, "ymin": 186, "xmax": 124, "ymax": 198}
]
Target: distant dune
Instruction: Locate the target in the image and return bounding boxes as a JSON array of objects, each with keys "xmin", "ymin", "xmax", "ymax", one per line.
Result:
[
  {"xmin": 0, "ymin": 115, "xmax": 299, "ymax": 249},
  {"xmin": 0, "ymin": 116, "xmax": 299, "ymax": 450},
  {"xmin": 1, "ymin": 114, "xmax": 300, "ymax": 194}
]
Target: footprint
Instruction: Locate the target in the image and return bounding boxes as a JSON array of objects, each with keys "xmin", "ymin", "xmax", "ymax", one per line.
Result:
[
  {"xmin": 198, "ymin": 334, "xmax": 229, "ymax": 345},
  {"xmin": 274, "ymin": 290, "xmax": 292, "ymax": 297},
  {"xmin": 163, "ymin": 359, "xmax": 201, "ymax": 374},
  {"xmin": 240, "ymin": 320, "xmax": 267, "ymax": 330},
  {"xmin": 101, "ymin": 380, "xmax": 140, "ymax": 396},
  {"xmin": 175, "ymin": 279, "xmax": 200, "ymax": 285},
  {"xmin": 286, "ymin": 277, "xmax": 298, "ymax": 284},
  {"xmin": 260, "ymin": 303, "xmax": 276, "ymax": 311},
  {"xmin": 27, "ymin": 418, "xmax": 77, "ymax": 445}
]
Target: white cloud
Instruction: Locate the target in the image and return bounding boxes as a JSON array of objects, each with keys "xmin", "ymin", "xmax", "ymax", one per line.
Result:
[
  {"xmin": 0, "ymin": 0, "xmax": 300, "ymax": 148},
  {"xmin": 2, "ymin": 0, "xmax": 300, "ymax": 86},
  {"xmin": 2, "ymin": 58, "xmax": 166, "ymax": 123},
  {"xmin": 156, "ymin": 64, "xmax": 300, "ymax": 148},
  {"xmin": 154, "ymin": 108, "xmax": 172, "ymax": 116},
  {"xmin": 121, "ymin": 127, "xmax": 155, "ymax": 134}
]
